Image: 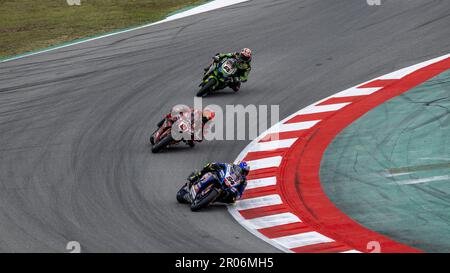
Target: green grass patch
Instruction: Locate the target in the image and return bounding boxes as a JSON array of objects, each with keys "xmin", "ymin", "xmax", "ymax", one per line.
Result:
[{"xmin": 0, "ymin": 0, "xmax": 209, "ymax": 58}]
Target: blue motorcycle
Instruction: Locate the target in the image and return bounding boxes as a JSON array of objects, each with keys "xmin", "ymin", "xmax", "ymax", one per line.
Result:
[{"xmin": 177, "ymin": 169, "xmax": 236, "ymax": 211}]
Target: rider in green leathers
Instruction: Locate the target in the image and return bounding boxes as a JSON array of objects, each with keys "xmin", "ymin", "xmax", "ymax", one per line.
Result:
[{"xmin": 205, "ymin": 48, "xmax": 253, "ymax": 91}]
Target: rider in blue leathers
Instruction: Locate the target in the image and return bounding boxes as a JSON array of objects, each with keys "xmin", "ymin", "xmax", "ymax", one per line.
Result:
[{"xmin": 188, "ymin": 161, "xmax": 250, "ymax": 203}]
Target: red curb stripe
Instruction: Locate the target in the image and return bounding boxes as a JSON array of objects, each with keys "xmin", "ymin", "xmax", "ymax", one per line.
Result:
[
  {"xmin": 284, "ymin": 57, "xmax": 450, "ymax": 253},
  {"xmin": 258, "ymin": 222, "xmax": 313, "ymax": 239},
  {"xmin": 239, "ymin": 204, "xmax": 290, "ymax": 220},
  {"xmin": 259, "ymin": 130, "xmax": 307, "ymax": 142},
  {"xmin": 241, "ymin": 185, "xmax": 277, "ymax": 199},
  {"xmin": 284, "ymin": 112, "xmax": 332, "ymax": 124},
  {"xmin": 291, "ymin": 241, "xmax": 352, "ymax": 253},
  {"xmin": 316, "ymin": 95, "xmax": 365, "ymax": 106},
  {"xmin": 358, "ymin": 79, "xmax": 398, "ymax": 88},
  {"xmin": 243, "ymin": 149, "xmax": 288, "ymax": 161},
  {"xmin": 247, "ymin": 167, "xmax": 278, "ymax": 180}
]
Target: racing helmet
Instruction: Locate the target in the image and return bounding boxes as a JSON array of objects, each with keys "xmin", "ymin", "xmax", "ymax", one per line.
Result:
[
  {"xmin": 238, "ymin": 161, "xmax": 250, "ymax": 176},
  {"xmin": 202, "ymin": 108, "xmax": 215, "ymax": 123},
  {"xmin": 238, "ymin": 48, "xmax": 252, "ymax": 62}
]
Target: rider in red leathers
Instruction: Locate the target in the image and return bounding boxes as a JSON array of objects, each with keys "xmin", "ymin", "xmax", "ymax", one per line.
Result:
[{"xmin": 150, "ymin": 106, "xmax": 215, "ymax": 147}]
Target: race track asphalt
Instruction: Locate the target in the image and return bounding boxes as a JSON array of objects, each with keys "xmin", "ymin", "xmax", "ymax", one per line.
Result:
[{"xmin": 0, "ymin": 0, "xmax": 449, "ymax": 252}]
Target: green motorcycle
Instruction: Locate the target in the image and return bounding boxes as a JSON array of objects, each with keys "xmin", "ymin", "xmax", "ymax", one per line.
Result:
[{"xmin": 196, "ymin": 57, "xmax": 239, "ymax": 97}]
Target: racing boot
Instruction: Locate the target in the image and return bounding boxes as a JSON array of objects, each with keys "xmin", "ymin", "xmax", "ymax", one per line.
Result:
[
  {"xmin": 229, "ymin": 81, "xmax": 241, "ymax": 92},
  {"xmin": 157, "ymin": 117, "xmax": 166, "ymax": 127}
]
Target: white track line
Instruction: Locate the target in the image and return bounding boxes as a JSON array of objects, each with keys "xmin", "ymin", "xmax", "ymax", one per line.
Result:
[
  {"xmin": 0, "ymin": 0, "xmax": 250, "ymax": 63},
  {"xmin": 378, "ymin": 54, "xmax": 450, "ymax": 79},
  {"xmin": 391, "ymin": 175, "xmax": 450, "ymax": 185}
]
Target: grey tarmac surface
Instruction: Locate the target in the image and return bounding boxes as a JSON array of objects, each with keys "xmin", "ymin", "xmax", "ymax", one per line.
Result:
[{"xmin": 0, "ymin": 0, "xmax": 449, "ymax": 252}]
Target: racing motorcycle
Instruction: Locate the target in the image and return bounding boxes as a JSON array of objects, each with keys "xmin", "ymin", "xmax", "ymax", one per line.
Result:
[
  {"xmin": 150, "ymin": 115, "xmax": 196, "ymax": 153},
  {"xmin": 196, "ymin": 57, "xmax": 239, "ymax": 97},
  {"xmin": 177, "ymin": 170, "xmax": 235, "ymax": 211}
]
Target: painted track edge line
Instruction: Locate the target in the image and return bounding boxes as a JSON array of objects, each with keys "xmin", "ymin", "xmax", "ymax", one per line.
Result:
[{"xmin": 0, "ymin": 0, "xmax": 250, "ymax": 64}]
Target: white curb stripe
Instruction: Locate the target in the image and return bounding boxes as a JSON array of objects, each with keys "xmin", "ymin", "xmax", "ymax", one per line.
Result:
[
  {"xmin": 378, "ymin": 53, "xmax": 450, "ymax": 80},
  {"xmin": 333, "ymin": 87, "xmax": 381, "ymax": 97},
  {"xmin": 266, "ymin": 120, "xmax": 320, "ymax": 134},
  {"xmin": 296, "ymin": 103, "xmax": 351, "ymax": 115},
  {"xmin": 246, "ymin": 156, "xmax": 282, "ymax": 171},
  {"xmin": 246, "ymin": 177, "xmax": 277, "ymax": 189},
  {"xmin": 236, "ymin": 194, "xmax": 282, "ymax": 210},
  {"xmin": 245, "ymin": 213, "xmax": 301, "ymax": 229},
  {"xmin": 341, "ymin": 250, "xmax": 362, "ymax": 253},
  {"xmin": 272, "ymin": 232, "xmax": 334, "ymax": 249},
  {"xmin": 250, "ymin": 138, "xmax": 298, "ymax": 152}
]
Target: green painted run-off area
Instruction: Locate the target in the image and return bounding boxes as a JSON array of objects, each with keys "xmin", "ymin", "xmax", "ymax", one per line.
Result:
[{"xmin": 321, "ymin": 69, "xmax": 450, "ymax": 252}]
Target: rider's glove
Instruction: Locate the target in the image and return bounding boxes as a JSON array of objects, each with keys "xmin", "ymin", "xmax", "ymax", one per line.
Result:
[
  {"xmin": 187, "ymin": 171, "xmax": 199, "ymax": 184},
  {"xmin": 213, "ymin": 55, "xmax": 220, "ymax": 62}
]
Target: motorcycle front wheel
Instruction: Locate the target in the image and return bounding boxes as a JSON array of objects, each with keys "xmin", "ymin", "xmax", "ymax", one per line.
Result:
[
  {"xmin": 176, "ymin": 184, "xmax": 190, "ymax": 204},
  {"xmin": 151, "ymin": 134, "xmax": 174, "ymax": 153},
  {"xmin": 196, "ymin": 78, "xmax": 216, "ymax": 97},
  {"xmin": 190, "ymin": 188, "xmax": 220, "ymax": 211}
]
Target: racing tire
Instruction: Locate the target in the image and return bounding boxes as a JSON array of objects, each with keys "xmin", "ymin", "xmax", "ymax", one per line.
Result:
[
  {"xmin": 176, "ymin": 184, "xmax": 190, "ymax": 204},
  {"xmin": 151, "ymin": 134, "xmax": 174, "ymax": 153},
  {"xmin": 190, "ymin": 188, "xmax": 220, "ymax": 212},
  {"xmin": 196, "ymin": 78, "xmax": 216, "ymax": 97}
]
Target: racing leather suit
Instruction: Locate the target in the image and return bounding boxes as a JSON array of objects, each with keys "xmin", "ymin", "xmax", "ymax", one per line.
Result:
[
  {"xmin": 153, "ymin": 107, "xmax": 209, "ymax": 145},
  {"xmin": 207, "ymin": 52, "xmax": 251, "ymax": 91}
]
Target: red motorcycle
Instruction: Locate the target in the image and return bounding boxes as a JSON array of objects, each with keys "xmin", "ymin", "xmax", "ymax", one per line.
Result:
[{"xmin": 150, "ymin": 113, "xmax": 198, "ymax": 153}]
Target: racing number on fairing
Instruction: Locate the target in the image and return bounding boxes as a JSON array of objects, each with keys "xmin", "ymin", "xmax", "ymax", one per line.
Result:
[
  {"xmin": 224, "ymin": 176, "xmax": 236, "ymax": 188},
  {"xmin": 221, "ymin": 60, "xmax": 236, "ymax": 76},
  {"xmin": 178, "ymin": 121, "xmax": 187, "ymax": 132}
]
